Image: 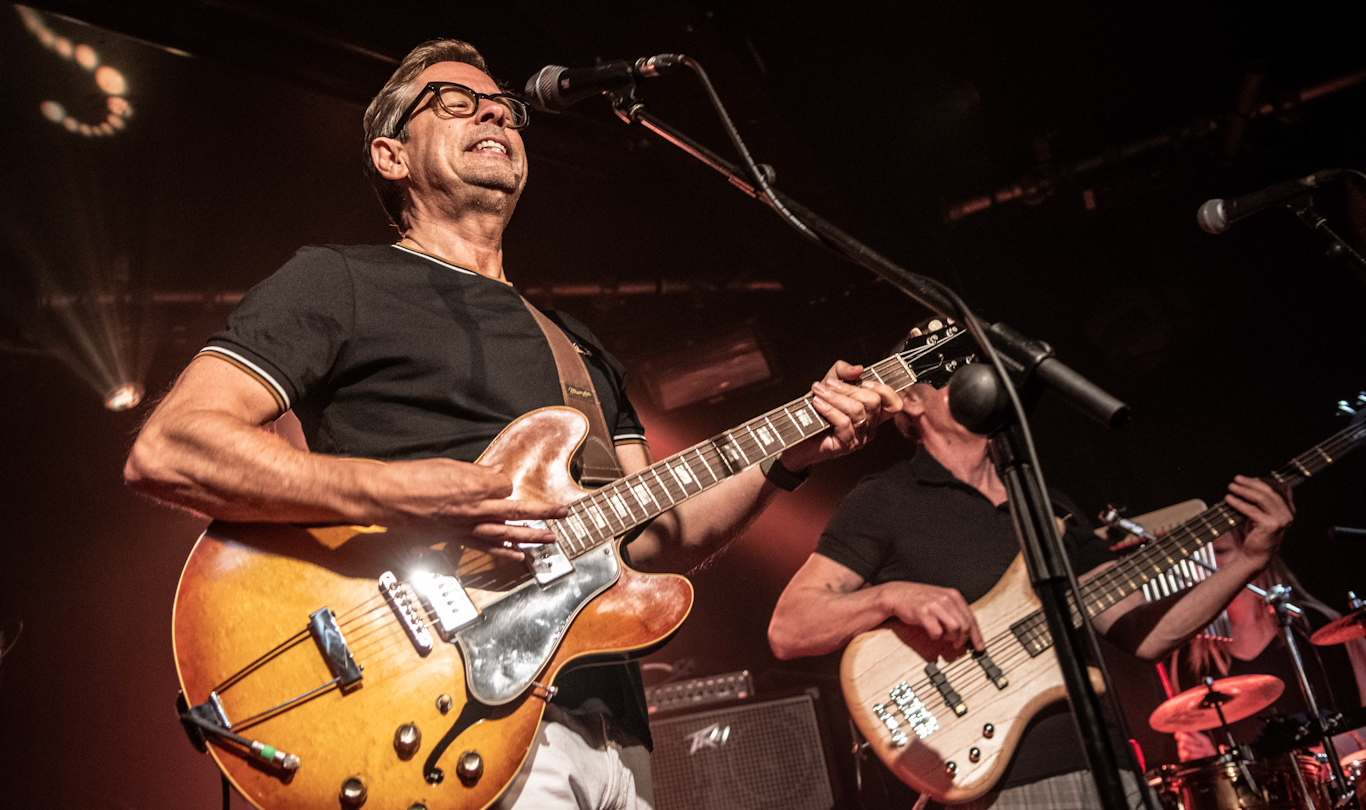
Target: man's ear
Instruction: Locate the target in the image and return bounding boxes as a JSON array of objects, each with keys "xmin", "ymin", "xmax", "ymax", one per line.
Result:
[
  {"xmin": 371, "ymin": 137, "xmax": 409, "ymax": 182},
  {"xmin": 899, "ymin": 388, "xmax": 926, "ymax": 417}
]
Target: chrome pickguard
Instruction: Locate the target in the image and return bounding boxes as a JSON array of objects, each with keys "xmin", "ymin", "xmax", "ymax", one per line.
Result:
[{"xmin": 457, "ymin": 544, "xmax": 620, "ymax": 705}]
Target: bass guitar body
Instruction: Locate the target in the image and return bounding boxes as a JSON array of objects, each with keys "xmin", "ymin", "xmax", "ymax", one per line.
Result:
[
  {"xmin": 842, "ymin": 555, "xmax": 1102, "ymax": 804},
  {"xmin": 172, "ymin": 407, "xmax": 693, "ymax": 810}
]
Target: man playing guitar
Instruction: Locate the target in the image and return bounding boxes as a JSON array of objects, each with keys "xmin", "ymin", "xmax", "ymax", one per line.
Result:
[
  {"xmin": 768, "ymin": 369, "xmax": 1293, "ymax": 809},
  {"xmin": 124, "ymin": 38, "xmax": 901, "ymax": 810}
]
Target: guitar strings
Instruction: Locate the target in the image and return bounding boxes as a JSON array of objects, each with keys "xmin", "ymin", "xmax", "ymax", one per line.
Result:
[{"xmin": 865, "ymin": 428, "xmax": 1366, "ymax": 732}]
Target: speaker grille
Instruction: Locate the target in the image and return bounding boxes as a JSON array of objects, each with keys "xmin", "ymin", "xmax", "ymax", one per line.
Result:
[{"xmin": 649, "ymin": 693, "xmax": 835, "ymax": 810}]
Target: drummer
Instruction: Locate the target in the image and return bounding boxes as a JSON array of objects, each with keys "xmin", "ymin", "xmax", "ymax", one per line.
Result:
[{"xmin": 1166, "ymin": 533, "xmax": 1366, "ymax": 760}]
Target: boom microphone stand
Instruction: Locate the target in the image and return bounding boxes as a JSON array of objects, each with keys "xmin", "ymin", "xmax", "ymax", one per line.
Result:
[{"xmin": 604, "ymin": 64, "xmax": 1137, "ymax": 810}]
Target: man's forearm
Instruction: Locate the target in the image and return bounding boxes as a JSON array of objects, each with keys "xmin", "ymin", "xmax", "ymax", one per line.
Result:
[
  {"xmin": 770, "ymin": 583, "xmax": 893, "ymax": 660},
  {"xmin": 125, "ymin": 408, "xmax": 382, "ymax": 524},
  {"xmin": 1114, "ymin": 554, "xmax": 1268, "ymax": 661},
  {"xmin": 630, "ymin": 463, "xmax": 785, "ymax": 574}
]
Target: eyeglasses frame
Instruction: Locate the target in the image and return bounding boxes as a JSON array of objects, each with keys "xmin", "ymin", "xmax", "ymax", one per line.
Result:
[{"xmin": 388, "ymin": 81, "xmax": 530, "ymax": 139}]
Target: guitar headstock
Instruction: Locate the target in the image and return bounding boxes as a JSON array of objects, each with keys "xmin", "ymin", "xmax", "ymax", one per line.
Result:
[{"xmin": 893, "ymin": 319, "xmax": 979, "ymax": 390}]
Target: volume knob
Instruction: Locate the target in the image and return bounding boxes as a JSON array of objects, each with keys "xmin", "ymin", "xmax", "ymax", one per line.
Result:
[
  {"xmin": 394, "ymin": 723, "xmax": 422, "ymax": 759},
  {"xmin": 456, "ymin": 750, "xmax": 484, "ymax": 785},
  {"xmin": 339, "ymin": 776, "xmax": 367, "ymax": 806}
]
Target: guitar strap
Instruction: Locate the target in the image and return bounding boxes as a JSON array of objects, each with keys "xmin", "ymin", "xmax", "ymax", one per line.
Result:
[{"xmin": 521, "ymin": 299, "xmax": 625, "ymax": 487}]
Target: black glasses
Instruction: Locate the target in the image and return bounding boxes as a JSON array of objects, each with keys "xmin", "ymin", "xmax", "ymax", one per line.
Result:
[{"xmin": 390, "ymin": 82, "xmax": 531, "ymax": 137}]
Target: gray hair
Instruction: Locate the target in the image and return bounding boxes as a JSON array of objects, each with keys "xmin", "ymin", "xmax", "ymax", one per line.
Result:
[{"xmin": 362, "ymin": 39, "xmax": 491, "ymax": 229}]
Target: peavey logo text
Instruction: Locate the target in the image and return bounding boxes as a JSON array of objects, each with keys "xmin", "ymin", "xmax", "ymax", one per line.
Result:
[{"xmin": 685, "ymin": 723, "xmax": 732, "ymax": 755}]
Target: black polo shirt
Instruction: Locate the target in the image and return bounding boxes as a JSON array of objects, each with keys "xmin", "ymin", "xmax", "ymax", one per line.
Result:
[
  {"xmin": 203, "ymin": 243, "xmax": 654, "ymax": 746},
  {"xmin": 817, "ymin": 449, "xmax": 1115, "ymax": 788}
]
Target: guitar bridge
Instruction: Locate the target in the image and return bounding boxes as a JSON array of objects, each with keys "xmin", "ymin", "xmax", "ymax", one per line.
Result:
[
  {"xmin": 889, "ymin": 681, "xmax": 938, "ymax": 739},
  {"xmin": 379, "ymin": 572, "xmax": 434, "ymax": 655}
]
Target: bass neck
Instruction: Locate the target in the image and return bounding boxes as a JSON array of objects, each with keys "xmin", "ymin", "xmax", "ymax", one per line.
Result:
[{"xmin": 1077, "ymin": 414, "xmax": 1366, "ymax": 619}]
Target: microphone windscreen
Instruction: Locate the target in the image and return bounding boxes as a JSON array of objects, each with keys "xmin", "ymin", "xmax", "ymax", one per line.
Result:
[
  {"xmin": 1196, "ymin": 199, "xmax": 1228, "ymax": 234},
  {"xmin": 524, "ymin": 65, "xmax": 566, "ymax": 114}
]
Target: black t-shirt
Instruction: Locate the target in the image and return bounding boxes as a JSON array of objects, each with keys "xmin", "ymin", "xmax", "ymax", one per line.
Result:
[
  {"xmin": 204, "ymin": 243, "xmax": 654, "ymax": 745},
  {"xmin": 1173, "ymin": 608, "xmax": 1362, "ymax": 748},
  {"xmin": 817, "ymin": 449, "xmax": 1116, "ymax": 788}
]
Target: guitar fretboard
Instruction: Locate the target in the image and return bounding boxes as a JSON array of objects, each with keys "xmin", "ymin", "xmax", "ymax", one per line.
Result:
[
  {"xmin": 1011, "ymin": 415, "xmax": 1366, "ymax": 655},
  {"xmin": 550, "ymin": 329, "xmax": 968, "ymax": 557}
]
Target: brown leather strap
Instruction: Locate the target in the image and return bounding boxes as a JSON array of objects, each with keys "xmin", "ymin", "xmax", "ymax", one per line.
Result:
[{"xmin": 521, "ymin": 299, "xmax": 625, "ymax": 487}]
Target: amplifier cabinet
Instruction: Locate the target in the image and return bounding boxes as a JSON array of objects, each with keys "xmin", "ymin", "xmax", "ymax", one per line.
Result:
[{"xmin": 649, "ymin": 689, "xmax": 837, "ymax": 810}]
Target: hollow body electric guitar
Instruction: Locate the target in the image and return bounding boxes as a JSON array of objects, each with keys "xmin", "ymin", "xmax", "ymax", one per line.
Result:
[
  {"xmin": 173, "ymin": 325, "xmax": 977, "ymax": 810},
  {"xmin": 841, "ymin": 404, "xmax": 1366, "ymax": 804}
]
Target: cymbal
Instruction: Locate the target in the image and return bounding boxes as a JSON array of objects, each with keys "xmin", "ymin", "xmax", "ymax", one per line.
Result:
[
  {"xmin": 1149, "ymin": 674, "xmax": 1285, "ymax": 733},
  {"xmin": 1342, "ymin": 748, "xmax": 1366, "ymax": 770},
  {"xmin": 1311, "ymin": 606, "xmax": 1366, "ymax": 646}
]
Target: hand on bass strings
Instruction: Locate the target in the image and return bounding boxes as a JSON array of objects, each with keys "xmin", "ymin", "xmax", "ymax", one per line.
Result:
[
  {"xmin": 781, "ymin": 361, "xmax": 902, "ymax": 471},
  {"xmin": 1224, "ymin": 475, "xmax": 1294, "ymax": 564},
  {"xmin": 879, "ymin": 581, "xmax": 986, "ymax": 658},
  {"xmin": 370, "ymin": 457, "xmax": 566, "ymax": 560}
]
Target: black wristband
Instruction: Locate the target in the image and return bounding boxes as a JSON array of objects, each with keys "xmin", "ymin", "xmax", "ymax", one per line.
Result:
[{"xmin": 760, "ymin": 456, "xmax": 811, "ymax": 492}]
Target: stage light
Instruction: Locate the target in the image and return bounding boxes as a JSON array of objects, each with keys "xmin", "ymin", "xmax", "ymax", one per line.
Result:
[
  {"xmin": 17, "ymin": 6, "xmax": 133, "ymax": 137},
  {"xmin": 74, "ymin": 43, "xmax": 97, "ymax": 69},
  {"xmin": 95, "ymin": 66, "xmax": 126, "ymax": 96},
  {"xmin": 103, "ymin": 383, "xmax": 145, "ymax": 412}
]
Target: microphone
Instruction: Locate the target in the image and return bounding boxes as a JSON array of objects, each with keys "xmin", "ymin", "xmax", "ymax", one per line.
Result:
[
  {"xmin": 524, "ymin": 54, "xmax": 684, "ymax": 113},
  {"xmin": 1196, "ymin": 169, "xmax": 1342, "ymax": 234}
]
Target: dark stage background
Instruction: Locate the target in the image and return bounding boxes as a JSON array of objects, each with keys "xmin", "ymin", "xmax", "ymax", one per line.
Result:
[{"xmin": 2, "ymin": 2, "xmax": 1365, "ymax": 808}]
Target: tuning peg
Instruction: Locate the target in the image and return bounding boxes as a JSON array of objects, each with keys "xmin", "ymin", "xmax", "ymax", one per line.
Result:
[
  {"xmin": 1337, "ymin": 399, "xmax": 1358, "ymax": 416},
  {"xmin": 1357, "ymin": 392, "xmax": 1366, "ymax": 406}
]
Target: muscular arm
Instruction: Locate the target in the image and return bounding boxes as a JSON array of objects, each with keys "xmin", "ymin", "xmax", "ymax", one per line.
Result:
[
  {"xmin": 768, "ymin": 553, "xmax": 983, "ymax": 660},
  {"xmin": 124, "ymin": 356, "xmax": 563, "ymax": 548},
  {"xmin": 627, "ymin": 363, "xmax": 901, "ymax": 575},
  {"xmin": 1091, "ymin": 476, "xmax": 1292, "ymax": 661}
]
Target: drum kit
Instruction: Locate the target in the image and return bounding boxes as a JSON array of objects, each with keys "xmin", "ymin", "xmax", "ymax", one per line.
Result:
[{"xmin": 1144, "ymin": 592, "xmax": 1366, "ymax": 810}]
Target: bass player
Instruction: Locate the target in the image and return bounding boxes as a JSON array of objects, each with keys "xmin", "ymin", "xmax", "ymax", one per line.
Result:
[
  {"xmin": 123, "ymin": 39, "xmax": 902, "ymax": 810},
  {"xmin": 768, "ymin": 366, "xmax": 1293, "ymax": 809}
]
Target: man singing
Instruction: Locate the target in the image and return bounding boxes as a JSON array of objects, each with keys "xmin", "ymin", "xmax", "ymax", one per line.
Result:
[
  {"xmin": 768, "ymin": 368, "xmax": 1292, "ymax": 809},
  {"xmin": 125, "ymin": 39, "xmax": 900, "ymax": 810}
]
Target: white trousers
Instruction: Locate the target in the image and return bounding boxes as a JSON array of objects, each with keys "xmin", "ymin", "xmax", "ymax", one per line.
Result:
[{"xmin": 494, "ymin": 704, "xmax": 655, "ymax": 810}]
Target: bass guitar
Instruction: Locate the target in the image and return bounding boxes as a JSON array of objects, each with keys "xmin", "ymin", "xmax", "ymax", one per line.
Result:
[
  {"xmin": 840, "ymin": 403, "xmax": 1366, "ymax": 804},
  {"xmin": 173, "ymin": 323, "xmax": 977, "ymax": 810}
]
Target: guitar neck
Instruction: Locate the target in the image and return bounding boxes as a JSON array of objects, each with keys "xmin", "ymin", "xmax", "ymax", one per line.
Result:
[
  {"xmin": 1077, "ymin": 417, "xmax": 1366, "ymax": 618},
  {"xmin": 551, "ymin": 353, "xmax": 925, "ymax": 558}
]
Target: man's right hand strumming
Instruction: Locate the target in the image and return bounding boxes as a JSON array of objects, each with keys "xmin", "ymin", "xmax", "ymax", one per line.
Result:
[
  {"xmin": 368, "ymin": 457, "xmax": 566, "ymax": 557},
  {"xmin": 878, "ymin": 581, "xmax": 985, "ymax": 654}
]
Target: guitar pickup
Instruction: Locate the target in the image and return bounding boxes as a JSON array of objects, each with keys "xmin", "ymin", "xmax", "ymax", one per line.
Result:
[
  {"xmin": 505, "ymin": 519, "xmax": 575, "ymax": 585},
  {"xmin": 925, "ymin": 662, "xmax": 967, "ymax": 716},
  {"xmin": 308, "ymin": 607, "xmax": 362, "ymax": 687},
  {"xmin": 410, "ymin": 571, "xmax": 481, "ymax": 641},
  {"xmin": 974, "ymin": 650, "xmax": 1009, "ymax": 689}
]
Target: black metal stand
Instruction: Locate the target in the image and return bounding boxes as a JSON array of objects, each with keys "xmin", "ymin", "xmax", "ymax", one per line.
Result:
[
  {"xmin": 1288, "ymin": 197, "xmax": 1366, "ymax": 272},
  {"xmin": 990, "ymin": 421, "xmax": 1134, "ymax": 810},
  {"xmin": 1266, "ymin": 585, "xmax": 1353, "ymax": 802},
  {"xmin": 606, "ymin": 75, "xmax": 1136, "ymax": 810}
]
